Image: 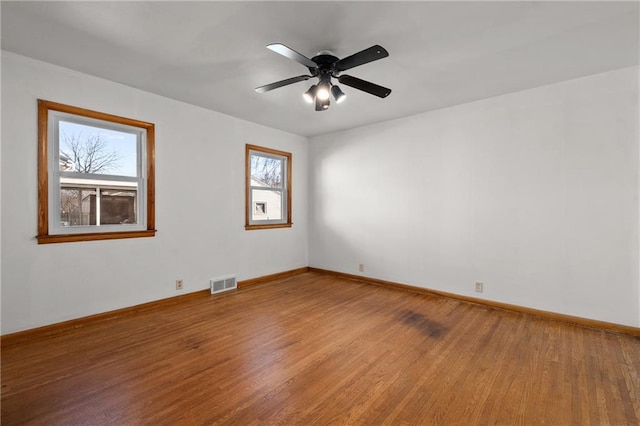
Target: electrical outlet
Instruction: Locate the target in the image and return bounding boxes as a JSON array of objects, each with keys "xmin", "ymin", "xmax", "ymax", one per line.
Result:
[
  {"xmin": 475, "ymin": 281, "xmax": 483, "ymax": 293},
  {"xmin": 176, "ymin": 279, "xmax": 184, "ymax": 290},
  {"xmin": 358, "ymin": 264, "xmax": 365, "ymax": 273}
]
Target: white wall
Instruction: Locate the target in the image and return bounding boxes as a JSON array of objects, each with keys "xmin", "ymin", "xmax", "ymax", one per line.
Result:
[
  {"xmin": 1, "ymin": 51, "xmax": 308, "ymax": 334},
  {"xmin": 309, "ymin": 66, "xmax": 639, "ymax": 327},
  {"xmin": 2, "ymin": 51, "xmax": 638, "ymax": 333}
]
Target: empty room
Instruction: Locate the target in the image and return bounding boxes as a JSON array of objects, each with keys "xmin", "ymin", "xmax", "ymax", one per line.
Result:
[{"xmin": 1, "ymin": 1, "xmax": 639, "ymax": 424}]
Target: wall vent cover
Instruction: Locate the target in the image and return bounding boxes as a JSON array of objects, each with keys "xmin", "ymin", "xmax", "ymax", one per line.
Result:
[{"xmin": 210, "ymin": 275, "xmax": 237, "ymax": 295}]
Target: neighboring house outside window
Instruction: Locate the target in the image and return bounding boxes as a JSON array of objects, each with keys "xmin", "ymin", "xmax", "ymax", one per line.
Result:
[
  {"xmin": 245, "ymin": 144, "xmax": 292, "ymax": 230},
  {"xmin": 37, "ymin": 100, "xmax": 156, "ymax": 243}
]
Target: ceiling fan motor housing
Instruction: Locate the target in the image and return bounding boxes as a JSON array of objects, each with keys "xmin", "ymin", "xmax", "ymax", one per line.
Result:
[{"xmin": 309, "ymin": 53, "xmax": 340, "ymax": 77}]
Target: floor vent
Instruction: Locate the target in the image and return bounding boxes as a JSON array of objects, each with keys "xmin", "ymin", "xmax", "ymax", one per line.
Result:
[{"xmin": 210, "ymin": 275, "xmax": 237, "ymax": 295}]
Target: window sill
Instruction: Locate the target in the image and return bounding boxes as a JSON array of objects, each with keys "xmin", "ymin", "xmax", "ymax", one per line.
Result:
[
  {"xmin": 245, "ymin": 223, "xmax": 292, "ymax": 231},
  {"xmin": 37, "ymin": 229, "xmax": 157, "ymax": 244}
]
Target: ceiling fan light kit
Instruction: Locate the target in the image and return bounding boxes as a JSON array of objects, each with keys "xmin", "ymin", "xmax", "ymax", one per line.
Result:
[
  {"xmin": 256, "ymin": 43, "xmax": 392, "ymax": 111},
  {"xmin": 331, "ymin": 85, "xmax": 347, "ymax": 104},
  {"xmin": 303, "ymin": 85, "xmax": 317, "ymax": 103},
  {"xmin": 316, "ymin": 79, "xmax": 331, "ymax": 101}
]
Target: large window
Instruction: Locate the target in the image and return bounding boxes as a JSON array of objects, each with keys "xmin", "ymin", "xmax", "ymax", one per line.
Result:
[
  {"xmin": 245, "ymin": 144, "xmax": 292, "ymax": 230},
  {"xmin": 38, "ymin": 100, "xmax": 156, "ymax": 243}
]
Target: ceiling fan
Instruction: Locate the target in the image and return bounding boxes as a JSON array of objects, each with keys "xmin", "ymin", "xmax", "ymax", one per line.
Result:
[{"xmin": 255, "ymin": 43, "xmax": 392, "ymax": 111}]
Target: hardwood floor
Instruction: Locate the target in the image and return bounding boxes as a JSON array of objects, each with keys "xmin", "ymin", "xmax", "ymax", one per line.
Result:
[{"xmin": 2, "ymin": 271, "xmax": 639, "ymax": 425}]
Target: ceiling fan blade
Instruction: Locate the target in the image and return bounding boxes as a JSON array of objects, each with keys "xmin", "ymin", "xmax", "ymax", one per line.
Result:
[
  {"xmin": 267, "ymin": 43, "xmax": 317, "ymax": 68},
  {"xmin": 255, "ymin": 75, "xmax": 312, "ymax": 93},
  {"xmin": 338, "ymin": 75, "xmax": 392, "ymax": 98},
  {"xmin": 334, "ymin": 45, "xmax": 389, "ymax": 72}
]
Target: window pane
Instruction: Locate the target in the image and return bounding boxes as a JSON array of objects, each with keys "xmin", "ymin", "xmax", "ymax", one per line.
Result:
[
  {"xmin": 245, "ymin": 144, "xmax": 291, "ymax": 230},
  {"xmin": 100, "ymin": 189, "xmax": 137, "ymax": 225},
  {"xmin": 39, "ymin": 100, "xmax": 155, "ymax": 243},
  {"xmin": 59, "ymin": 187, "xmax": 138, "ymax": 227},
  {"xmin": 251, "ymin": 189, "xmax": 282, "ymax": 221},
  {"xmin": 60, "ymin": 187, "xmax": 96, "ymax": 226},
  {"xmin": 250, "ymin": 154, "xmax": 283, "ymax": 188},
  {"xmin": 59, "ymin": 120, "xmax": 137, "ymax": 177}
]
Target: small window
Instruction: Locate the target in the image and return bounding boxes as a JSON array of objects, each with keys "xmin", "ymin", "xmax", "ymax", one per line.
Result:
[
  {"xmin": 38, "ymin": 100, "xmax": 156, "ymax": 243},
  {"xmin": 245, "ymin": 144, "xmax": 292, "ymax": 230},
  {"xmin": 254, "ymin": 202, "xmax": 267, "ymax": 216}
]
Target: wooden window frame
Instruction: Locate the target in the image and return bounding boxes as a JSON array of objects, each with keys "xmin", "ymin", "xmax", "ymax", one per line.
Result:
[
  {"xmin": 37, "ymin": 99, "xmax": 156, "ymax": 244},
  {"xmin": 245, "ymin": 144, "xmax": 292, "ymax": 230}
]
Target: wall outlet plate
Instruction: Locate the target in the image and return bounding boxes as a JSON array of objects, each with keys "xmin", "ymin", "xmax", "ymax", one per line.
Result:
[{"xmin": 176, "ymin": 279, "xmax": 184, "ymax": 290}]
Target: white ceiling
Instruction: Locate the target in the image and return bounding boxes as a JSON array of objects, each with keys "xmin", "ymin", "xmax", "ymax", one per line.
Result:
[{"xmin": 2, "ymin": 1, "xmax": 638, "ymax": 138}]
